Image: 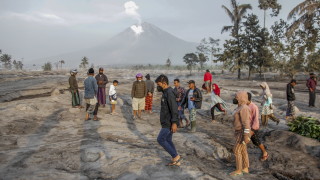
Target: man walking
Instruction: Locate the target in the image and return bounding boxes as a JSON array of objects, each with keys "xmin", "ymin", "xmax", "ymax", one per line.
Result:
[
  {"xmin": 307, "ymin": 73, "xmax": 317, "ymax": 107},
  {"xmin": 95, "ymin": 67, "xmax": 109, "ymax": 107},
  {"xmin": 155, "ymin": 74, "xmax": 182, "ymax": 166},
  {"xmin": 247, "ymin": 92, "xmax": 268, "ymax": 161},
  {"xmin": 131, "ymin": 73, "xmax": 147, "ymax": 120},
  {"xmin": 180, "ymin": 80, "xmax": 202, "ymax": 132},
  {"xmin": 173, "ymin": 79, "xmax": 189, "ymax": 128},
  {"xmin": 145, "ymin": 74, "xmax": 155, "ymax": 114},
  {"xmin": 204, "ymin": 69, "xmax": 212, "ymax": 94},
  {"xmin": 84, "ymin": 68, "xmax": 99, "ymax": 120},
  {"xmin": 69, "ymin": 69, "xmax": 81, "ymax": 108},
  {"xmin": 286, "ymin": 79, "xmax": 297, "ymax": 120}
]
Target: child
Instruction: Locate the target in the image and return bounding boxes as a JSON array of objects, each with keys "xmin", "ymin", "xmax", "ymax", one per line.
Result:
[{"xmin": 109, "ymin": 80, "xmax": 119, "ymax": 115}]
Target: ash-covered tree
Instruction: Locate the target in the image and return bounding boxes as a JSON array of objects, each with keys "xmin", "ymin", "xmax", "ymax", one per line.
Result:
[
  {"xmin": 216, "ymin": 39, "xmax": 243, "ymax": 75},
  {"xmin": 42, "ymin": 62, "xmax": 52, "ymax": 71},
  {"xmin": 166, "ymin": 58, "xmax": 171, "ymax": 69},
  {"xmin": 198, "ymin": 53, "xmax": 208, "ymax": 70},
  {"xmin": 240, "ymin": 14, "xmax": 261, "ymax": 79},
  {"xmin": 0, "ymin": 54, "xmax": 12, "ymax": 69},
  {"xmin": 183, "ymin": 53, "xmax": 199, "ymax": 75},
  {"xmin": 59, "ymin": 60, "xmax": 65, "ymax": 69},
  {"xmin": 258, "ymin": 0, "xmax": 282, "ymax": 28},
  {"xmin": 287, "ymin": 0, "xmax": 320, "ymax": 36},
  {"xmin": 221, "ymin": 0, "xmax": 252, "ymax": 79},
  {"xmin": 17, "ymin": 61, "xmax": 23, "ymax": 70},
  {"xmin": 79, "ymin": 56, "xmax": 89, "ymax": 69}
]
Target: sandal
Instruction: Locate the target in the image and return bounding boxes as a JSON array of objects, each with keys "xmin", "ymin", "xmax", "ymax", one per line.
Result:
[
  {"xmin": 229, "ymin": 171, "xmax": 243, "ymax": 177},
  {"xmin": 260, "ymin": 153, "xmax": 269, "ymax": 161},
  {"xmin": 166, "ymin": 156, "xmax": 183, "ymax": 166}
]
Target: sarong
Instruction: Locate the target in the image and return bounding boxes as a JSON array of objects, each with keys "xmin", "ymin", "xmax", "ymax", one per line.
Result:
[
  {"xmin": 71, "ymin": 90, "xmax": 80, "ymax": 107},
  {"xmin": 145, "ymin": 95, "xmax": 153, "ymax": 110},
  {"xmin": 97, "ymin": 87, "xmax": 106, "ymax": 105}
]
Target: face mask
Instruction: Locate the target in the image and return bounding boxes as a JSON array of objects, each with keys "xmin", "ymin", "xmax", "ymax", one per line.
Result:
[
  {"xmin": 138, "ymin": 80, "xmax": 142, "ymax": 82},
  {"xmin": 157, "ymin": 85, "xmax": 163, "ymax": 92},
  {"xmin": 99, "ymin": 72, "xmax": 103, "ymax": 74},
  {"xmin": 233, "ymin": 98, "xmax": 238, "ymax": 104}
]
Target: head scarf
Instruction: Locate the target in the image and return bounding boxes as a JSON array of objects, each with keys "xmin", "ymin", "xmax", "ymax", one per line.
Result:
[
  {"xmin": 70, "ymin": 69, "xmax": 77, "ymax": 75},
  {"xmin": 260, "ymin": 82, "xmax": 272, "ymax": 98},
  {"xmin": 236, "ymin": 91, "xmax": 249, "ymax": 106},
  {"xmin": 136, "ymin": 73, "xmax": 143, "ymax": 78},
  {"xmin": 212, "ymin": 83, "xmax": 221, "ymax": 96}
]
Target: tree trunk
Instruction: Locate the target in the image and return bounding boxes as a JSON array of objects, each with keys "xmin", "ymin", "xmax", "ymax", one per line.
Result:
[
  {"xmin": 238, "ymin": 68, "xmax": 241, "ymax": 79},
  {"xmin": 248, "ymin": 67, "xmax": 251, "ymax": 80},
  {"xmin": 264, "ymin": 10, "xmax": 266, "ymax": 29}
]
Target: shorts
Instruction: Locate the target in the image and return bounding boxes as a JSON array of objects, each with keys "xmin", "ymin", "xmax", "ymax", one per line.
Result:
[
  {"xmin": 110, "ymin": 100, "xmax": 117, "ymax": 105},
  {"xmin": 250, "ymin": 130, "xmax": 261, "ymax": 146},
  {"xmin": 132, "ymin": 97, "xmax": 145, "ymax": 110}
]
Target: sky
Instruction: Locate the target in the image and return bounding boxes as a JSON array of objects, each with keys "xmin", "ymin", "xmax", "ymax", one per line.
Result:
[{"xmin": 0, "ymin": 0, "xmax": 302, "ymax": 63}]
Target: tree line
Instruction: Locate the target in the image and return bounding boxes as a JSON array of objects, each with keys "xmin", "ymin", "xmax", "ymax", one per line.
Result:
[
  {"xmin": 183, "ymin": 0, "xmax": 320, "ymax": 79},
  {"xmin": 0, "ymin": 50, "xmax": 24, "ymax": 70}
]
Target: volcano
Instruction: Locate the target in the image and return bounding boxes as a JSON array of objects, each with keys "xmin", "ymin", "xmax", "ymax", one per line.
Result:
[{"xmin": 35, "ymin": 22, "xmax": 197, "ymax": 67}]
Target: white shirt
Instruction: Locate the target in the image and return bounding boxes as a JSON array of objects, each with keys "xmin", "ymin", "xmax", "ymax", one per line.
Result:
[{"xmin": 109, "ymin": 84, "xmax": 116, "ymax": 95}]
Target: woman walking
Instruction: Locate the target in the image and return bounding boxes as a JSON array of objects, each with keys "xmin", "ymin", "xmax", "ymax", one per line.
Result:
[
  {"xmin": 259, "ymin": 82, "xmax": 280, "ymax": 127},
  {"xmin": 210, "ymin": 84, "xmax": 227, "ymax": 123},
  {"xmin": 230, "ymin": 91, "xmax": 251, "ymax": 176}
]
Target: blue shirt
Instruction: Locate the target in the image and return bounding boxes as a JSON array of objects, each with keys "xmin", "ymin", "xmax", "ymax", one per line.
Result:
[
  {"xmin": 84, "ymin": 76, "xmax": 98, "ymax": 99},
  {"xmin": 188, "ymin": 89, "xmax": 195, "ymax": 110}
]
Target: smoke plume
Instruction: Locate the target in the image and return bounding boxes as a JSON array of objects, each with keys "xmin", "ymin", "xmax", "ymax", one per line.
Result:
[{"xmin": 124, "ymin": 1, "xmax": 144, "ymax": 35}]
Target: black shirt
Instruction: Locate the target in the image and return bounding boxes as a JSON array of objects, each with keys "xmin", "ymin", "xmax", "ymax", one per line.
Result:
[{"xmin": 160, "ymin": 87, "xmax": 179, "ymax": 128}]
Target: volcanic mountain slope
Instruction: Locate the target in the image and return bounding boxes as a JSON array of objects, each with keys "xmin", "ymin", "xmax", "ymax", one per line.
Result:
[{"xmin": 36, "ymin": 22, "xmax": 197, "ymax": 67}]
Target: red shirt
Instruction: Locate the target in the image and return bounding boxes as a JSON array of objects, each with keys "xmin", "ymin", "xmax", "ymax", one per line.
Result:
[{"xmin": 204, "ymin": 72, "xmax": 212, "ymax": 82}]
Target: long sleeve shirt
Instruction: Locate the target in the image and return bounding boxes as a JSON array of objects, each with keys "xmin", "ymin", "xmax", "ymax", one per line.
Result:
[
  {"xmin": 248, "ymin": 102, "xmax": 259, "ymax": 130},
  {"xmin": 173, "ymin": 86, "xmax": 186, "ymax": 103},
  {"xmin": 160, "ymin": 87, "xmax": 178, "ymax": 128},
  {"xmin": 109, "ymin": 84, "xmax": 116, "ymax": 96},
  {"xmin": 286, "ymin": 83, "xmax": 295, "ymax": 101},
  {"xmin": 204, "ymin": 72, "xmax": 212, "ymax": 82},
  {"xmin": 84, "ymin": 76, "xmax": 98, "ymax": 99},
  {"xmin": 95, "ymin": 74, "xmax": 109, "ymax": 88},
  {"xmin": 307, "ymin": 78, "xmax": 317, "ymax": 90},
  {"xmin": 69, "ymin": 75, "xmax": 78, "ymax": 91},
  {"xmin": 146, "ymin": 80, "xmax": 155, "ymax": 93},
  {"xmin": 233, "ymin": 105, "xmax": 251, "ymax": 132},
  {"xmin": 131, "ymin": 81, "xmax": 147, "ymax": 98}
]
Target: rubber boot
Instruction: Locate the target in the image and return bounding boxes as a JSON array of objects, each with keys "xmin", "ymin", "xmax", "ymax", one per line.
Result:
[
  {"xmin": 191, "ymin": 121, "xmax": 196, "ymax": 133},
  {"xmin": 268, "ymin": 114, "xmax": 280, "ymax": 125}
]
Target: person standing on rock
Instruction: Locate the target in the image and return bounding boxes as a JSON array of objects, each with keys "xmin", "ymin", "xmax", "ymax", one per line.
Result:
[
  {"xmin": 95, "ymin": 67, "xmax": 109, "ymax": 108},
  {"xmin": 180, "ymin": 80, "xmax": 202, "ymax": 132},
  {"xmin": 131, "ymin": 73, "xmax": 147, "ymax": 120},
  {"xmin": 286, "ymin": 79, "xmax": 297, "ymax": 120},
  {"xmin": 306, "ymin": 73, "xmax": 317, "ymax": 107},
  {"xmin": 230, "ymin": 91, "xmax": 251, "ymax": 176},
  {"xmin": 204, "ymin": 69, "xmax": 212, "ymax": 94},
  {"xmin": 145, "ymin": 74, "xmax": 155, "ymax": 114},
  {"xmin": 109, "ymin": 80, "xmax": 118, "ymax": 115},
  {"xmin": 155, "ymin": 74, "xmax": 182, "ymax": 166},
  {"xmin": 247, "ymin": 92, "xmax": 268, "ymax": 161},
  {"xmin": 69, "ymin": 69, "xmax": 81, "ymax": 108},
  {"xmin": 173, "ymin": 79, "xmax": 189, "ymax": 128},
  {"xmin": 259, "ymin": 82, "xmax": 280, "ymax": 127},
  {"xmin": 84, "ymin": 68, "xmax": 99, "ymax": 121}
]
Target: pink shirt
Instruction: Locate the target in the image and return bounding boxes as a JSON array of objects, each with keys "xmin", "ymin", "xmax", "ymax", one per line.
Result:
[{"xmin": 248, "ymin": 102, "xmax": 260, "ymax": 130}]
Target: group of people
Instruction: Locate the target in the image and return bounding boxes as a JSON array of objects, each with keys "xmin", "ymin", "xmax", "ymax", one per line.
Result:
[
  {"xmin": 68, "ymin": 68, "xmax": 119, "ymax": 120},
  {"xmin": 68, "ymin": 68, "xmax": 317, "ymax": 175}
]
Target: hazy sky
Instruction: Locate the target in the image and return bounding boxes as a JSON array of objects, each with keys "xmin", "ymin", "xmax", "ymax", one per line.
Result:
[{"xmin": 0, "ymin": 0, "xmax": 302, "ymax": 63}]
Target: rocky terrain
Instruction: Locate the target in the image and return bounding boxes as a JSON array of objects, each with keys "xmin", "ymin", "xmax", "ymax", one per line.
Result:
[{"xmin": 0, "ymin": 69, "xmax": 319, "ymax": 180}]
